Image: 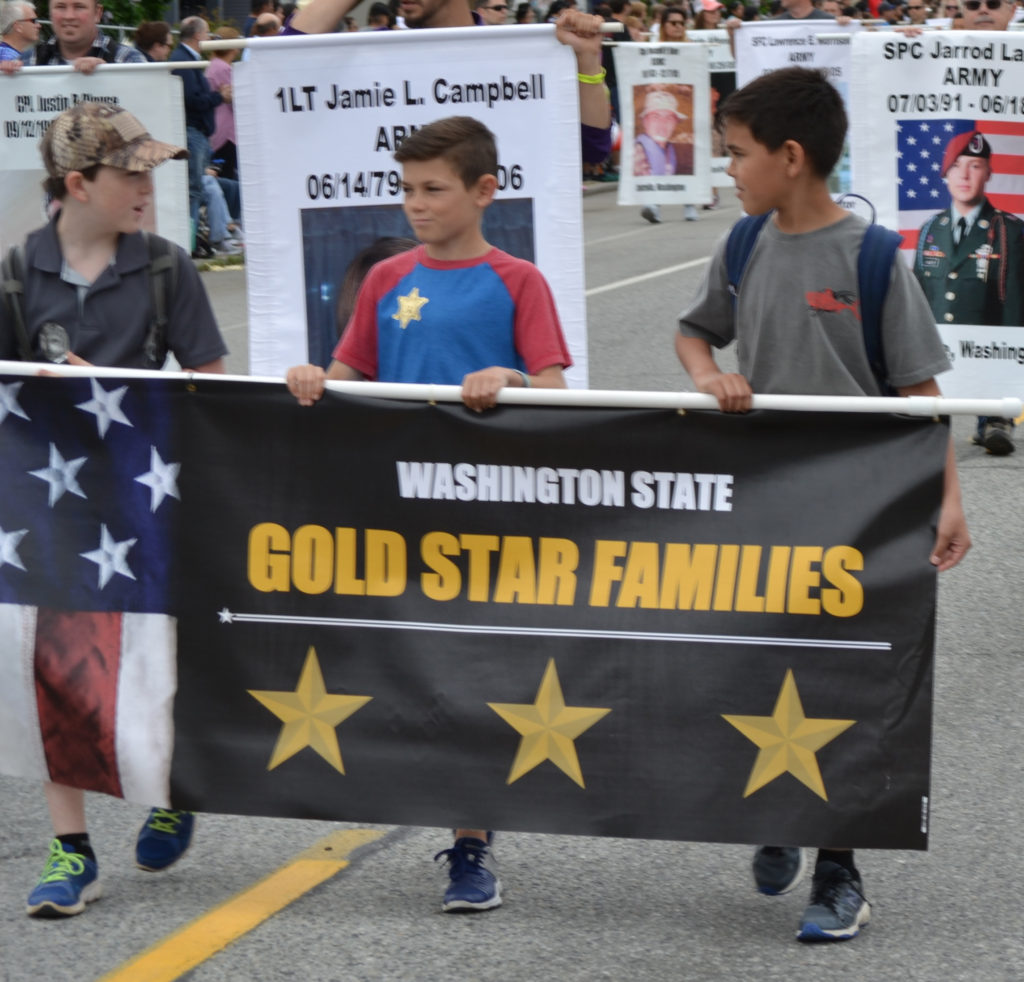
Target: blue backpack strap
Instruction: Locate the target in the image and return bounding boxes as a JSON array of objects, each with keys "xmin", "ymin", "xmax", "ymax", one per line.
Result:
[
  {"xmin": 857, "ymin": 224, "xmax": 903, "ymax": 395},
  {"xmin": 725, "ymin": 211, "xmax": 772, "ymax": 308}
]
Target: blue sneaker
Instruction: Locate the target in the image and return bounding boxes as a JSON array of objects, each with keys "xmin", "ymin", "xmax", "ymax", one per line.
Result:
[
  {"xmin": 26, "ymin": 839, "xmax": 101, "ymax": 917},
  {"xmin": 135, "ymin": 809, "xmax": 195, "ymax": 872},
  {"xmin": 797, "ymin": 861, "xmax": 871, "ymax": 942},
  {"xmin": 434, "ymin": 836, "xmax": 502, "ymax": 912},
  {"xmin": 752, "ymin": 845, "xmax": 806, "ymax": 895}
]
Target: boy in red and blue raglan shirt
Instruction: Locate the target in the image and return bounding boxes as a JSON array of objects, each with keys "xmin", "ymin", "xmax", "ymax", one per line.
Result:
[
  {"xmin": 286, "ymin": 116, "xmax": 571, "ymax": 911},
  {"xmin": 288, "ymin": 115, "xmax": 570, "ymax": 413}
]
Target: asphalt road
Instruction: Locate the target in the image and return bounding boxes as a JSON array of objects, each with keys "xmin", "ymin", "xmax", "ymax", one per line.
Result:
[{"xmin": 1, "ymin": 188, "xmax": 1022, "ymax": 982}]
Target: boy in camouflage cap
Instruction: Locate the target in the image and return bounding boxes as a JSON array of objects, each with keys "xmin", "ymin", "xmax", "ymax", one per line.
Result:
[{"xmin": 1, "ymin": 100, "xmax": 228, "ymax": 918}]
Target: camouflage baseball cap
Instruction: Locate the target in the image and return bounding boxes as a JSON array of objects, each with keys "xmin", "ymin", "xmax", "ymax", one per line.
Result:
[{"xmin": 40, "ymin": 102, "xmax": 187, "ymax": 180}]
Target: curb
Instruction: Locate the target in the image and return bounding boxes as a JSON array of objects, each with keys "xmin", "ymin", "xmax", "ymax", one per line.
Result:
[{"xmin": 582, "ymin": 180, "xmax": 619, "ymax": 197}]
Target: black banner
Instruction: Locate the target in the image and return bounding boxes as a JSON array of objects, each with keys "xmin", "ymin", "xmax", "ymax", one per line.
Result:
[
  {"xmin": 165, "ymin": 382, "xmax": 946, "ymax": 850},
  {"xmin": 0, "ymin": 374, "xmax": 945, "ymax": 847}
]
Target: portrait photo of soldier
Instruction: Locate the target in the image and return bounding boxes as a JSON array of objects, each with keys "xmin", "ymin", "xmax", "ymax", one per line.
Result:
[{"xmin": 913, "ymin": 129, "xmax": 1024, "ymax": 327}]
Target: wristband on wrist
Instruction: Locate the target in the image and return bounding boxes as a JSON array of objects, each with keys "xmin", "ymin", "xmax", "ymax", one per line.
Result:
[
  {"xmin": 513, "ymin": 369, "xmax": 531, "ymax": 388},
  {"xmin": 577, "ymin": 68, "xmax": 607, "ymax": 85}
]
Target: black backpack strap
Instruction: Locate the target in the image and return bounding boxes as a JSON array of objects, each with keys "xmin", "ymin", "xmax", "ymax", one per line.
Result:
[
  {"xmin": 142, "ymin": 232, "xmax": 178, "ymax": 368},
  {"xmin": 1, "ymin": 244, "xmax": 34, "ymax": 361},
  {"xmin": 100, "ymin": 35, "xmax": 119, "ymax": 63},
  {"xmin": 857, "ymin": 224, "xmax": 903, "ymax": 396},
  {"xmin": 725, "ymin": 211, "xmax": 772, "ymax": 309}
]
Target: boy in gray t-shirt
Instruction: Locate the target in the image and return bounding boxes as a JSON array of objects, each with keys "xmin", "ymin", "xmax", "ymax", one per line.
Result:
[{"xmin": 676, "ymin": 67, "xmax": 970, "ymax": 943}]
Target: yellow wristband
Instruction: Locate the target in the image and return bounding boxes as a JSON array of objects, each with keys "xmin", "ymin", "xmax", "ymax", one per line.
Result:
[{"xmin": 577, "ymin": 68, "xmax": 607, "ymax": 85}]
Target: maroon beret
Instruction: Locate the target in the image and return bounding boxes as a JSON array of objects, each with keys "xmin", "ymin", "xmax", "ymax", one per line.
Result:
[{"xmin": 941, "ymin": 130, "xmax": 991, "ymax": 176}]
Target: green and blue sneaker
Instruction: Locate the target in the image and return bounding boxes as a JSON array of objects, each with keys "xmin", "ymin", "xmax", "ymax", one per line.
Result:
[
  {"xmin": 135, "ymin": 808, "xmax": 195, "ymax": 872},
  {"xmin": 26, "ymin": 839, "xmax": 101, "ymax": 918}
]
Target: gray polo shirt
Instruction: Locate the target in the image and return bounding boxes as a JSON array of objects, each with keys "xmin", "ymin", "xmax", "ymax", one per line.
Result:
[{"xmin": 1, "ymin": 219, "xmax": 227, "ymax": 369}]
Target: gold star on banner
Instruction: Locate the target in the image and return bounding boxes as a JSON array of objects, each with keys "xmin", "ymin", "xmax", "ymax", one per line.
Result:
[
  {"xmin": 723, "ymin": 669, "xmax": 855, "ymax": 801},
  {"xmin": 248, "ymin": 646, "xmax": 371, "ymax": 774},
  {"xmin": 488, "ymin": 658, "xmax": 610, "ymax": 788},
  {"xmin": 392, "ymin": 286, "xmax": 429, "ymax": 329}
]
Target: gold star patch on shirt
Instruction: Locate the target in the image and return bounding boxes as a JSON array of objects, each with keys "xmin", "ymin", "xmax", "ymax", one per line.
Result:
[{"xmin": 392, "ymin": 287, "xmax": 429, "ymax": 329}]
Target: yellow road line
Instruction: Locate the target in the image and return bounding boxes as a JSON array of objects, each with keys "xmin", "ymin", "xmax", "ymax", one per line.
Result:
[{"xmin": 99, "ymin": 828, "xmax": 384, "ymax": 982}]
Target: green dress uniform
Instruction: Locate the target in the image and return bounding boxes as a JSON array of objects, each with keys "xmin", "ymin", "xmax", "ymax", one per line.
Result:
[{"xmin": 913, "ymin": 199, "xmax": 1024, "ymax": 327}]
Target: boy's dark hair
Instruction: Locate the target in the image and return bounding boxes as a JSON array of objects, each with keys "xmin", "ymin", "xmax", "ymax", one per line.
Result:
[
  {"xmin": 394, "ymin": 116, "xmax": 498, "ymax": 188},
  {"xmin": 43, "ymin": 163, "xmax": 101, "ymax": 201},
  {"xmin": 716, "ymin": 67, "xmax": 847, "ymax": 179}
]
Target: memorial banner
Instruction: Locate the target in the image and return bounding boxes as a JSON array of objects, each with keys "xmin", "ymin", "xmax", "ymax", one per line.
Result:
[
  {"xmin": 687, "ymin": 30, "xmax": 735, "ymax": 189},
  {"xmin": 613, "ymin": 42, "xmax": 712, "ymax": 206},
  {"xmin": 0, "ymin": 67, "xmax": 190, "ymax": 254},
  {"xmin": 0, "ymin": 370, "xmax": 948, "ymax": 849},
  {"xmin": 734, "ymin": 20, "xmax": 861, "ymax": 196},
  {"xmin": 850, "ymin": 31, "xmax": 1024, "ymax": 399},
  {"xmin": 233, "ymin": 28, "xmax": 588, "ymax": 387}
]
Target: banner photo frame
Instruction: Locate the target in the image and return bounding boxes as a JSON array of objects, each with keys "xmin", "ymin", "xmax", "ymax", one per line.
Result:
[
  {"xmin": 850, "ymin": 31, "xmax": 1024, "ymax": 399},
  {"xmin": 613, "ymin": 42, "xmax": 712, "ymax": 206},
  {"xmin": 0, "ymin": 369, "xmax": 947, "ymax": 849},
  {"xmin": 0, "ymin": 68, "xmax": 190, "ymax": 254},
  {"xmin": 233, "ymin": 27, "xmax": 588, "ymax": 387},
  {"xmin": 734, "ymin": 20, "xmax": 861, "ymax": 197}
]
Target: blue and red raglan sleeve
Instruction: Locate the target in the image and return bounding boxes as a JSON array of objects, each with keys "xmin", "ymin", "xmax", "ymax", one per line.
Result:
[{"xmin": 491, "ymin": 253, "xmax": 573, "ymax": 376}]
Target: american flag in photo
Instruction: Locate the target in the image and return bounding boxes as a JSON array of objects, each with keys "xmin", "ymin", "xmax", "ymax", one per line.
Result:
[
  {"xmin": 0, "ymin": 375, "xmax": 180, "ymax": 807},
  {"xmin": 897, "ymin": 118, "xmax": 1024, "ymax": 252}
]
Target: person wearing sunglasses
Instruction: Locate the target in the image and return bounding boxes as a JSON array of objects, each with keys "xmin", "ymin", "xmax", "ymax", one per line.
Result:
[
  {"xmin": 659, "ymin": 5, "xmax": 687, "ymax": 40},
  {"xmin": 959, "ymin": 0, "xmax": 1016, "ymax": 27},
  {"xmin": 474, "ymin": 0, "xmax": 510, "ymax": 23},
  {"xmin": 0, "ymin": 0, "xmax": 40, "ymax": 62},
  {"xmin": 905, "ymin": 0, "xmax": 930, "ymax": 22}
]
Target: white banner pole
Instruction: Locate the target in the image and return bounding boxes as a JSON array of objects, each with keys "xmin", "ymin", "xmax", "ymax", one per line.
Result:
[{"xmin": 2, "ymin": 363, "xmax": 1018, "ymax": 417}]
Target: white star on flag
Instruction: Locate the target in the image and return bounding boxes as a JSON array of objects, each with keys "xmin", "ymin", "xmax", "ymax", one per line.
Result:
[
  {"xmin": 29, "ymin": 443, "xmax": 87, "ymax": 507},
  {"xmin": 135, "ymin": 446, "xmax": 181, "ymax": 513},
  {"xmin": 76, "ymin": 379, "xmax": 133, "ymax": 438},
  {"xmin": 0, "ymin": 526, "xmax": 28, "ymax": 571},
  {"xmin": 81, "ymin": 524, "xmax": 137, "ymax": 589},
  {"xmin": 0, "ymin": 382, "xmax": 30, "ymax": 426}
]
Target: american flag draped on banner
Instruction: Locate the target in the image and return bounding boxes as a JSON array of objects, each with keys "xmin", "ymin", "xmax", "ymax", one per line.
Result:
[
  {"xmin": 0, "ymin": 376, "xmax": 180, "ymax": 807},
  {"xmin": 897, "ymin": 117, "xmax": 1024, "ymax": 252}
]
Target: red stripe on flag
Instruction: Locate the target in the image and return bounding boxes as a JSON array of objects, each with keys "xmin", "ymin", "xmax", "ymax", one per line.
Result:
[
  {"xmin": 978, "ymin": 120, "xmax": 1024, "ymax": 136},
  {"xmin": 988, "ymin": 193, "xmax": 1024, "ymax": 214},
  {"xmin": 35, "ymin": 609, "xmax": 124, "ymax": 796},
  {"xmin": 900, "ymin": 229, "xmax": 920, "ymax": 252},
  {"xmin": 990, "ymin": 153, "xmax": 1024, "ymax": 176}
]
